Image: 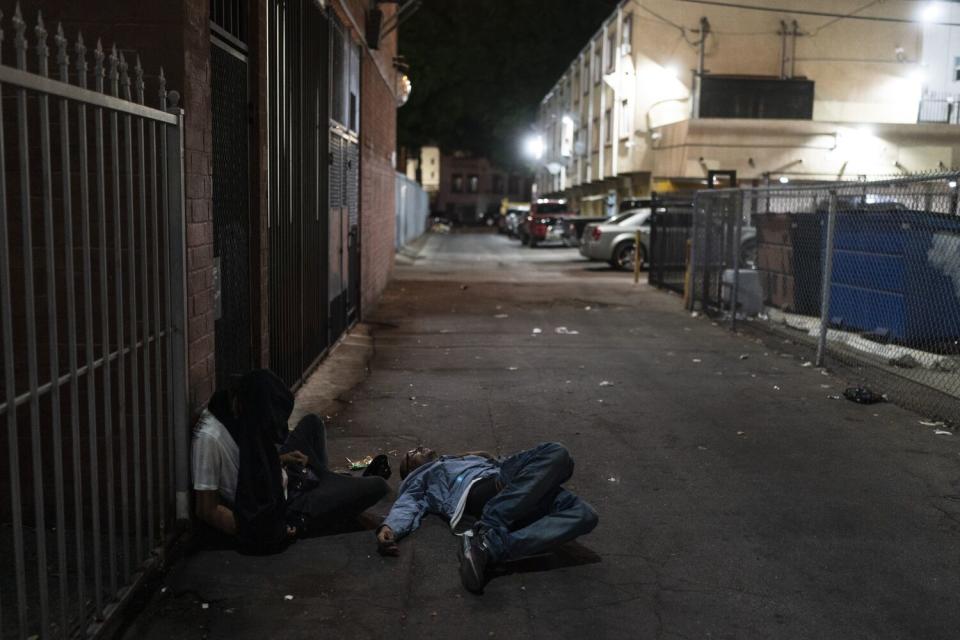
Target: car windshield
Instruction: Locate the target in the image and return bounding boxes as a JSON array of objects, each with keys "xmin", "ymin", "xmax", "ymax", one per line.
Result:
[{"xmin": 535, "ymin": 203, "xmax": 568, "ymax": 214}]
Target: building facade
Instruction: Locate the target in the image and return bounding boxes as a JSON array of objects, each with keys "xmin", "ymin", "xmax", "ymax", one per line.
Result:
[
  {"xmin": 536, "ymin": 0, "xmax": 960, "ymax": 215},
  {"xmin": 432, "ymin": 151, "xmax": 532, "ymax": 223}
]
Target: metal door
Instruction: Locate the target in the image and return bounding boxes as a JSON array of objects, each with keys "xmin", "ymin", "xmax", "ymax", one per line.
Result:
[{"xmin": 210, "ymin": 27, "xmax": 251, "ymax": 384}]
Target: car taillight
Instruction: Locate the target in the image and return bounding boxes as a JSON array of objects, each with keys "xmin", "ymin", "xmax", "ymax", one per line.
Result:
[{"xmin": 591, "ymin": 227, "xmax": 601, "ymax": 241}]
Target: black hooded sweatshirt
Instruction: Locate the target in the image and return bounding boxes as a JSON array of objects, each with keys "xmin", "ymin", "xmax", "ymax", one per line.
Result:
[{"xmin": 208, "ymin": 369, "xmax": 293, "ymax": 555}]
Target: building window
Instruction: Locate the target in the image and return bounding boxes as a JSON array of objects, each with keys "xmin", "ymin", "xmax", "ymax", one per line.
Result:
[
  {"xmin": 604, "ymin": 109, "xmax": 612, "ymax": 145},
  {"xmin": 592, "ymin": 116, "xmax": 600, "ymax": 149},
  {"xmin": 492, "ymin": 174, "xmax": 504, "ymax": 194},
  {"xmin": 955, "ymin": 56, "xmax": 960, "ymax": 82},
  {"xmin": 582, "ymin": 58, "xmax": 590, "ymax": 94},
  {"xmin": 606, "ymin": 30, "xmax": 616, "ymax": 72},
  {"xmin": 619, "ymin": 99, "xmax": 632, "ymax": 139},
  {"xmin": 468, "ymin": 175, "xmax": 479, "ymax": 193},
  {"xmin": 621, "ymin": 14, "xmax": 633, "ymax": 56},
  {"xmin": 508, "ymin": 175, "xmax": 520, "ymax": 194},
  {"xmin": 452, "ymin": 174, "xmax": 463, "ymax": 193},
  {"xmin": 593, "ymin": 41, "xmax": 602, "ymax": 84}
]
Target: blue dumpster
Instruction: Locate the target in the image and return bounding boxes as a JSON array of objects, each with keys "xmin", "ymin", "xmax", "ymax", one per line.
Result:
[{"xmin": 827, "ymin": 208, "xmax": 960, "ymax": 345}]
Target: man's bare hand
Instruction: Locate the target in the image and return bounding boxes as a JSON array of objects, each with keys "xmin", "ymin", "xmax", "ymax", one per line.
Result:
[
  {"xmin": 279, "ymin": 450, "xmax": 309, "ymax": 468},
  {"xmin": 376, "ymin": 525, "xmax": 399, "ymax": 557}
]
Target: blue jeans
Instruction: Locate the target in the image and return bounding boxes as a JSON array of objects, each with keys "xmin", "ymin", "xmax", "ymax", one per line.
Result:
[{"xmin": 479, "ymin": 442, "xmax": 599, "ymax": 562}]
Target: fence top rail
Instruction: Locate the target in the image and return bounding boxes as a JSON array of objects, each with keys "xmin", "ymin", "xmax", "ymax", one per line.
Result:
[
  {"xmin": 695, "ymin": 170, "xmax": 960, "ymax": 197},
  {"xmin": 0, "ymin": 3, "xmax": 178, "ymax": 123},
  {"xmin": 0, "ymin": 64, "xmax": 178, "ymax": 123}
]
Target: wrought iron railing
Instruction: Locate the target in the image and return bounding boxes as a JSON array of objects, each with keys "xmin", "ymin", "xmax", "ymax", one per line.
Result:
[{"xmin": 0, "ymin": 5, "xmax": 188, "ymax": 638}]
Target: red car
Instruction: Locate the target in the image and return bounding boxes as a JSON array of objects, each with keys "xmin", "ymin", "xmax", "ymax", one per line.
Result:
[{"xmin": 521, "ymin": 199, "xmax": 576, "ymax": 247}]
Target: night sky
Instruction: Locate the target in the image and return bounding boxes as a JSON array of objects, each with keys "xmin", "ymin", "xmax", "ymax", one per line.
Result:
[{"xmin": 398, "ymin": 0, "xmax": 620, "ymax": 169}]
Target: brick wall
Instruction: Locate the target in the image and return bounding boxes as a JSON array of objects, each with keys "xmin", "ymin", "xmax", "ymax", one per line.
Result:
[{"xmin": 181, "ymin": 0, "xmax": 216, "ymax": 411}]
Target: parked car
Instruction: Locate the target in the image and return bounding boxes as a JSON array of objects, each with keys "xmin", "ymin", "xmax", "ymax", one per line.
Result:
[
  {"xmin": 502, "ymin": 206, "xmax": 530, "ymax": 237},
  {"xmin": 562, "ymin": 215, "xmax": 610, "ymax": 247},
  {"xmin": 579, "ymin": 209, "xmax": 653, "ymax": 270},
  {"xmin": 522, "ymin": 199, "xmax": 576, "ymax": 247},
  {"xmin": 619, "ymin": 198, "xmax": 651, "ymax": 213}
]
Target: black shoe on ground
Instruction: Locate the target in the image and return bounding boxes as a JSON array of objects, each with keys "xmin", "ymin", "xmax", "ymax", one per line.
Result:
[{"xmin": 458, "ymin": 530, "xmax": 489, "ymax": 594}]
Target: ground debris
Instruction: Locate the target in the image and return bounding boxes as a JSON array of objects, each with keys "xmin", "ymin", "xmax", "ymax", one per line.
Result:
[
  {"xmin": 843, "ymin": 386, "xmax": 886, "ymax": 405},
  {"xmin": 555, "ymin": 326, "xmax": 580, "ymax": 335},
  {"xmin": 599, "ymin": 380, "xmax": 614, "ymax": 387},
  {"xmin": 889, "ymin": 354, "xmax": 920, "ymax": 369}
]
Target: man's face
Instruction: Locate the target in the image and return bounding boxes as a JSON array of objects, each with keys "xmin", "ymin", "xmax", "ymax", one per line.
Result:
[{"xmin": 401, "ymin": 446, "xmax": 438, "ymax": 478}]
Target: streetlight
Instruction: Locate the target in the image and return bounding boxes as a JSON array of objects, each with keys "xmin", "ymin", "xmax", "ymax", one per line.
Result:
[
  {"xmin": 524, "ymin": 134, "xmax": 545, "ymax": 161},
  {"xmin": 779, "ymin": 176, "xmax": 790, "ymax": 184},
  {"xmin": 920, "ymin": 2, "xmax": 941, "ymax": 23}
]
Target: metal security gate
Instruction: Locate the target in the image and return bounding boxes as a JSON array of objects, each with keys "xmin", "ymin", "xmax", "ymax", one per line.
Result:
[
  {"xmin": 211, "ymin": 3, "xmax": 252, "ymax": 384},
  {"xmin": 268, "ymin": 0, "xmax": 330, "ymax": 388},
  {"xmin": 0, "ymin": 6, "xmax": 188, "ymax": 638},
  {"xmin": 329, "ymin": 17, "xmax": 361, "ymax": 334}
]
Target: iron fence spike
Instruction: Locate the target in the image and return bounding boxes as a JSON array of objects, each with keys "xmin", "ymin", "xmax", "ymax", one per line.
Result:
[
  {"xmin": 134, "ymin": 54, "xmax": 144, "ymax": 104},
  {"xmin": 55, "ymin": 22, "xmax": 68, "ymax": 72},
  {"xmin": 34, "ymin": 9, "xmax": 48, "ymax": 76}
]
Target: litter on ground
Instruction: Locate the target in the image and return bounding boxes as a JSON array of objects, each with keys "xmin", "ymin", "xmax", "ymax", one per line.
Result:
[
  {"xmin": 532, "ymin": 328, "xmax": 542, "ymax": 335},
  {"xmin": 934, "ymin": 430, "xmax": 953, "ymax": 436},
  {"xmin": 555, "ymin": 326, "xmax": 580, "ymax": 335},
  {"xmin": 599, "ymin": 380, "xmax": 614, "ymax": 387},
  {"xmin": 843, "ymin": 386, "xmax": 886, "ymax": 405}
]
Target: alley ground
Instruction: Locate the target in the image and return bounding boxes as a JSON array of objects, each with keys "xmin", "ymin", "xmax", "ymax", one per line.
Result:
[{"xmin": 125, "ymin": 231, "xmax": 960, "ymax": 640}]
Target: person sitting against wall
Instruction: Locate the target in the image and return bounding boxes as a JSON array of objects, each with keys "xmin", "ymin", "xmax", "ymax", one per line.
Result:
[{"xmin": 191, "ymin": 369, "xmax": 390, "ymax": 553}]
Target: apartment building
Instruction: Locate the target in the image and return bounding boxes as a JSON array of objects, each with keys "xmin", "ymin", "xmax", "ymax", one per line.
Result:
[{"xmin": 536, "ymin": 0, "xmax": 960, "ymax": 215}]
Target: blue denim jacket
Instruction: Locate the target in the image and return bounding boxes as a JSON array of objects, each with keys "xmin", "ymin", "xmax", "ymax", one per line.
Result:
[{"xmin": 382, "ymin": 455, "xmax": 499, "ymax": 538}]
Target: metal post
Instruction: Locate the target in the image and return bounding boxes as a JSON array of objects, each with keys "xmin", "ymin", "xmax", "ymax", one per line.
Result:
[
  {"xmin": 633, "ymin": 228, "xmax": 642, "ymax": 284},
  {"xmin": 700, "ymin": 197, "xmax": 713, "ymax": 312},
  {"xmin": 731, "ymin": 190, "xmax": 744, "ymax": 330},
  {"xmin": 816, "ymin": 190, "xmax": 838, "ymax": 367},
  {"xmin": 165, "ymin": 93, "xmax": 190, "ymax": 522}
]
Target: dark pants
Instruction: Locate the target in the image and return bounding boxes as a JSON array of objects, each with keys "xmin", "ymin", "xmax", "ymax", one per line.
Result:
[
  {"xmin": 281, "ymin": 415, "xmax": 389, "ymax": 530},
  {"xmin": 478, "ymin": 442, "xmax": 598, "ymax": 562}
]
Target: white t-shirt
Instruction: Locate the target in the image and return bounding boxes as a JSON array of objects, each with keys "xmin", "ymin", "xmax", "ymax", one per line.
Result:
[{"xmin": 191, "ymin": 410, "xmax": 239, "ymax": 505}]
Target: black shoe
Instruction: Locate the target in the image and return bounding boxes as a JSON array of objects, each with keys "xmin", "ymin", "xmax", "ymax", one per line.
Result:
[{"xmin": 458, "ymin": 530, "xmax": 489, "ymax": 594}]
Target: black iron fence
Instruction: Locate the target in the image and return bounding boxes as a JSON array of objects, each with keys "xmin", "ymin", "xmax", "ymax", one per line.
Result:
[
  {"xmin": 689, "ymin": 173, "xmax": 960, "ymax": 424},
  {"xmin": 0, "ymin": 6, "xmax": 188, "ymax": 638},
  {"xmin": 647, "ymin": 194, "xmax": 694, "ymax": 294}
]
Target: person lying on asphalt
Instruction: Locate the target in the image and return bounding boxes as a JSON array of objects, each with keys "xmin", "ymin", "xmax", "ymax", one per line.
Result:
[
  {"xmin": 192, "ymin": 369, "xmax": 390, "ymax": 553},
  {"xmin": 376, "ymin": 442, "xmax": 598, "ymax": 593}
]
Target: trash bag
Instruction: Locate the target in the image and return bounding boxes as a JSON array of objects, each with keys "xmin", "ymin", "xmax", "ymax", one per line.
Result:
[{"xmin": 843, "ymin": 386, "xmax": 886, "ymax": 405}]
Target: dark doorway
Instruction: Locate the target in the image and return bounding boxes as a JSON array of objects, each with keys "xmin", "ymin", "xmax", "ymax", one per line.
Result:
[{"xmin": 211, "ymin": 3, "xmax": 252, "ymax": 384}]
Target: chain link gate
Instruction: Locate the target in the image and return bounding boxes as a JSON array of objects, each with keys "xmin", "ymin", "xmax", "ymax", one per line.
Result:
[{"xmin": 690, "ymin": 173, "xmax": 960, "ymax": 425}]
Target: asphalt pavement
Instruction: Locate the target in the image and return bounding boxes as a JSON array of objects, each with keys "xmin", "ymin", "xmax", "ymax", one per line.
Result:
[{"xmin": 124, "ymin": 230, "xmax": 960, "ymax": 640}]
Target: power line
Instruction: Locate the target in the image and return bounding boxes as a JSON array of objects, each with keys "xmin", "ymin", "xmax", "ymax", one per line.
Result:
[
  {"xmin": 810, "ymin": 0, "xmax": 882, "ymax": 36},
  {"xmin": 672, "ymin": 0, "xmax": 960, "ymax": 27}
]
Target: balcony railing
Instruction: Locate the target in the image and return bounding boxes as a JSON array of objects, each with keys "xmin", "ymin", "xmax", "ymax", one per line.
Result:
[{"xmin": 918, "ymin": 92, "xmax": 960, "ymax": 124}]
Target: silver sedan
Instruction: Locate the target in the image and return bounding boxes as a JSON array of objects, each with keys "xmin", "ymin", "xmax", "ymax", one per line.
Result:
[{"xmin": 579, "ymin": 209, "xmax": 651, "ymax": 270}]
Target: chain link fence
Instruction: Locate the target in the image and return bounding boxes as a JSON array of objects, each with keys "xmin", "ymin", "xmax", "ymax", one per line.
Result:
[
  {"xmin": 395, "ymin": 172, "xmax": 429, "ymax": 249},
  {"xmin": 689, "ymin": 173, "xmax": 960, "ymax": 425}
]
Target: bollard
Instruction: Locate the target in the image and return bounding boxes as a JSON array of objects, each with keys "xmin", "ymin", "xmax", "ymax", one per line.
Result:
[{"xmin": 633, "ymin": 229, "xmax": 642, "ymax": 284}]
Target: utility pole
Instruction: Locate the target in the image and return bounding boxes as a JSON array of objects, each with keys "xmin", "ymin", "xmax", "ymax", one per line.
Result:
[{"xmin": 694, "ymin": 17, "xmax": 710, "ymax": 118}]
